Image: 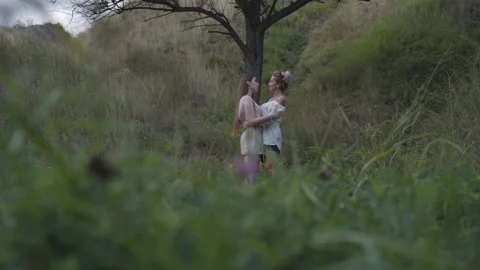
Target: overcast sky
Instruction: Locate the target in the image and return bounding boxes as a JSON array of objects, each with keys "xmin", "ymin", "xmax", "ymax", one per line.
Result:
[{"xmin": 0, "ymin": 0, "xmax": 89, "ymax": 35}]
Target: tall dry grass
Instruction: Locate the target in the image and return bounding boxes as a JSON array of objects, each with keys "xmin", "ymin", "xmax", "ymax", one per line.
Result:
[
  {"xmin": 282, "ymin": 0, "xmax": 480, "ymax": 166},
  {"xmin": 1, "ymin": 9, "xmax": 245, "ymax": 160}
]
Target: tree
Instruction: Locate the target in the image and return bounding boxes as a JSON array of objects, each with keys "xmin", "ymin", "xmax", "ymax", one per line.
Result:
[{"xmin": 53, "ymin": 0, "xmax": 370, "ymax": 102}]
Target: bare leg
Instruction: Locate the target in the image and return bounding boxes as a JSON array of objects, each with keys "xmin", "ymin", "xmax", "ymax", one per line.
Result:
[
  {"xmin": 264, "ymin": 154, "xmax": 274, "ymax": 175},
  {"xmin": 244, "ymin": 154, "xmax": 259, "ymax": 184},
  {"xmin": 264, "ymin": 146, "xmax": 281, "ymax": 175}
]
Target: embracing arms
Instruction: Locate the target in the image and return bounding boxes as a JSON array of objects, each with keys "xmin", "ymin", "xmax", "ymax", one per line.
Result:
[
  {"xmin": 243, "ymin": 111, "xmax": 281, "ymax": 128},
  {"xmin": 232, "ymin": 96, "xmax": 268, "ymax": 136},
  {"xmin": 243, "ymin": 97, "xmax": 285, "ymax": 128}
]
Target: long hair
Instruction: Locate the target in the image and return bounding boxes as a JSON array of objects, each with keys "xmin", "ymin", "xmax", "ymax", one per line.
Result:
[{"xmin": 232, "ymin": 74, "xmax": 253, "ymax": 136}]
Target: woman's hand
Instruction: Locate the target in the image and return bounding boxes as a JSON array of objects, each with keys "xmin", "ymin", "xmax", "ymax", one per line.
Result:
[
  {"xmin": 242, "ymin": 121, "xmax": 251, "ymax": 128},
  {"xmin": 268, "ymin": 111, "xmax": 281, "ymax": 120}
]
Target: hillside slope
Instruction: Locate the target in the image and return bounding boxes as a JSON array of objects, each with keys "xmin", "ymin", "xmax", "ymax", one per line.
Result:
[{"xmin": 286, "ymin": 0, "xmax": 480, "ymax": 163}]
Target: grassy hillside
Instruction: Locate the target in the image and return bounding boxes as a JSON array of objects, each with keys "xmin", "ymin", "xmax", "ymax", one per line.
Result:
[
  {"xmin": 1, "ymin": 15, "xmax": 241, "ymax": 160},
  {"xmin": 2, "ymin": 0, "xmax": 480, "ymax": 268},
  {"xmin": 286, "ymin": 0, "xmax": 480, "ymax": 163}
]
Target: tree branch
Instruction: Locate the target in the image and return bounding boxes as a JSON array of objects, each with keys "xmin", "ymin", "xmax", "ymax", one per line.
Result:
[
  {"xmin": 266, "ymin": 0, "xmax": 278, "ymax": 18},
  {"xmin": 259, "ymin": 0, "xmax": 313, "ymax": 32},
  {"xmin": 260, "ymin": 0, "xmax": 372, "ymax": 32},
  {"xmin": 142, "ymin": 11, "xmax": 173, "ymax": 22},
  {"xmin": 181, "ymin": 14, "xmax": 212, "ymax": 24},
  {"xmin": 71, "ymin": 0, "xmax": 247, "ymax": 54},
  {"xmin": 181, "ymin": 23, "xmax": 221, "ymax": 32},
  {"xmin": 207, "ymin": 30, "xmax": 234, "ymax": 36}
]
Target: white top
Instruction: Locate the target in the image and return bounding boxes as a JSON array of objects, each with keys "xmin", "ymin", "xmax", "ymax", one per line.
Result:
[{"xmin": 261, "ymin": 99, "xmax": 286, "ymax": 151}]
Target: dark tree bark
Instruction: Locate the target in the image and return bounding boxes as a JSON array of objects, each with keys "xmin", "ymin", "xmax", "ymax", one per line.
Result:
[
  {"xmin": 244, "ymin": 19, "xmax": 265, "ymax": 102},
  {"xmin": 52, "ymin": 0, "xmax": 371, "ymax": 102}
]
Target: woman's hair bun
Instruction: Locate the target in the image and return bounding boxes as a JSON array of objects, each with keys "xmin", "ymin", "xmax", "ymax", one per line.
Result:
[{"xmin": 282, "ymin": 71, "xmax": 293, "ymax": 84}]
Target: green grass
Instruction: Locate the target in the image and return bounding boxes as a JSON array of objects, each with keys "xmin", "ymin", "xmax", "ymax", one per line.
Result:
[
  {"xmin": 1, "ymin": 73, "xmax": 480, "ymax": 269},
  {"xmin": 2, "ymin": 60, "xmax": 480, "ymax": 269},
  {"xmin": 299, "ymin": 0, "xmax": 479, "ymax": 104}
]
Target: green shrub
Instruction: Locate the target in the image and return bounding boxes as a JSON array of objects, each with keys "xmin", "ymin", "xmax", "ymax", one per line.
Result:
[{"xmin": 300, "ymin": 0, "xmax": 478, "ymax": 106}]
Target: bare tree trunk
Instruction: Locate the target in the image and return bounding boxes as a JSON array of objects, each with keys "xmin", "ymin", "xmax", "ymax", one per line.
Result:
[{"xmin": 243, "ymin": 27, "xmax": 265, "ymax": 104}]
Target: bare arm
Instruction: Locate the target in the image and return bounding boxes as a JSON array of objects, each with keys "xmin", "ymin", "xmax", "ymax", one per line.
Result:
[
  {"xmin": 242, "ymin": 96, "xmax": 257, "ymax": 122},
  {"xmin": 244, "ymin": 113, "xmax": 280, "ymax": 128},
  {"xmin": 244, "ymin": 96, "xmax": 286, "ymax": 128}
]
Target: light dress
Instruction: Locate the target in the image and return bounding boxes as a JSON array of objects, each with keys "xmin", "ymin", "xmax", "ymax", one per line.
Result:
[
  {"xmin": 238, "ymin": 95, "xmax": 263, "ymax": 155},
  {"xmin": 261, "ymin": 99, "xmax": 286, "ymax": 151}
]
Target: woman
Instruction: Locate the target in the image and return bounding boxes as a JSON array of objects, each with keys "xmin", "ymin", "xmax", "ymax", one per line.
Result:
[
  {"xmin": 242, "ymin": 71, "xmax": 292, "ymax": 174},
  {"xmin": 232, "ymin": 75, "xmax": 280, "ymax": 183}
]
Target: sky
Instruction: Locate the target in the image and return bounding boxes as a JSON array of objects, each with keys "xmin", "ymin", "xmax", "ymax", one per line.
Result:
[{"xmin": 0, "ymin": 0, "xmax": 90, "ymax": 35}]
